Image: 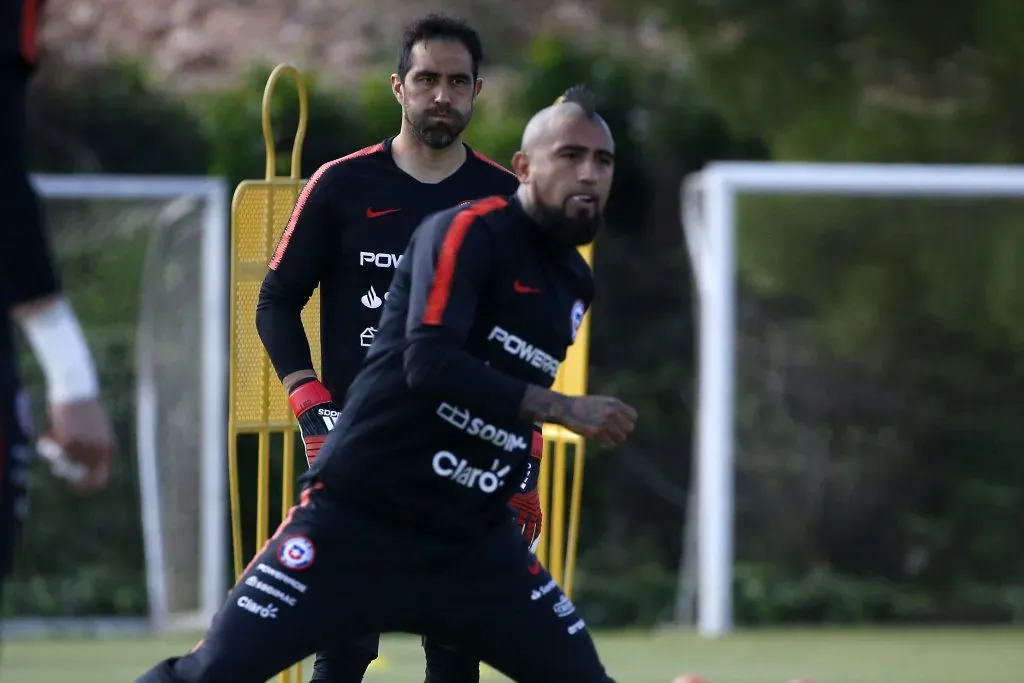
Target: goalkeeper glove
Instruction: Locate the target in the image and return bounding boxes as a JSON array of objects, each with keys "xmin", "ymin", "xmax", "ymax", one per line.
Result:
[
  {"xmin": 509, "ymin": 489, "xmax": 542, "ymax": 552},
  {"xmin": 287, "ymin": 377, "xmax": 340, "ymax": 467},
  {"xmin": 509, "ymin": 425, "xmax": 544, "ymax": 551}
]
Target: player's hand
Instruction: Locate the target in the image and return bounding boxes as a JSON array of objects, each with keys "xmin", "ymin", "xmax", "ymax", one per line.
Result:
[
  {"xmin": 561, "ymin": 395, "xmax": 637, "ymax": 447},
  {"xmin": 509, "ymin": 489, "xmax": 542, "ymax": 552},
  {"xmin": 288, "ymin": 378, "xmax": 340, "ymax": 467},
  {"xmin": 44, "ymin": 397, "xmax": 116, "ymax": 494}
]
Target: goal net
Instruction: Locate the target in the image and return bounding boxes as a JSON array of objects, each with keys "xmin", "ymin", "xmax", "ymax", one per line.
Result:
[
  {"xmin": 680, "ymin": 163, "xmax": 1024, "ymax": 637},
  {"xmin": 5, "ymin": 175, "xmax": 228, "ymax": 634}
]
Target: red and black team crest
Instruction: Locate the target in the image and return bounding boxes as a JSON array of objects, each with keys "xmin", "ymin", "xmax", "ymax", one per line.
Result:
[{"xmin": 278, "ymin": 535, "xmax": 316, "ymax": 570}]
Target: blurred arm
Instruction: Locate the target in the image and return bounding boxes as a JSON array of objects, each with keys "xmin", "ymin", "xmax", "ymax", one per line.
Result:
[
  {"xmin": 2, "ymin": 175, "xmax": 61, "ymax": 315},
  {"xmin": 2, "ymin": 178, "xmax": 99, "ymax": 404}
]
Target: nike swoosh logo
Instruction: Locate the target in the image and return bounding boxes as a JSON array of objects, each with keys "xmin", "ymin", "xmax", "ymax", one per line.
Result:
[
  {"xmin": 366, "ymin": 208, "xmax": 400, "ymax": 218},
  {"xmin": 514, "ymin": 280, "xmax": 541, "ymax": 294}
]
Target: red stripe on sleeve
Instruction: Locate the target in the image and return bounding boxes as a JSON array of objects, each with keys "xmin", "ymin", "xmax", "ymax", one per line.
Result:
[
  {"xmin": 422, "ymin": 196, "xmax": 507, "ymax": 325},
  {"xmin": 268, "ymin": 143, "xmax": 384, "ymax": 270}
]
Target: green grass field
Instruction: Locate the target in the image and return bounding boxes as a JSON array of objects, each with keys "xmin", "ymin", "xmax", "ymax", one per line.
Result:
[{"xmin": 3, "ymin": 628, "xmax": 1022, "ymax": 683}]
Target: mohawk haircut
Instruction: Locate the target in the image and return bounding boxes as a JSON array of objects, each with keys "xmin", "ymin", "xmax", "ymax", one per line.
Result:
[
  {"xmin": 553, "ymin": 85, "xmax": 598, "ymax": 117},
  {"xmin": 397, "ymin": 13, "xmax": 484, "ymax": 81}
]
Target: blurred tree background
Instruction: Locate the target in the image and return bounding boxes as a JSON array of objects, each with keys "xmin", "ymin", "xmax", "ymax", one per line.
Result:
[{"xmin": 7, "ymin": 1, "xmax": 1024, "ymax": 628}]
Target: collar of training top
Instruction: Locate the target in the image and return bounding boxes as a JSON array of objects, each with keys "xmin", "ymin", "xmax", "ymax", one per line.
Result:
[{"xmin": 381, "ymin": 135, "xmax": 478, "ymax": 170}]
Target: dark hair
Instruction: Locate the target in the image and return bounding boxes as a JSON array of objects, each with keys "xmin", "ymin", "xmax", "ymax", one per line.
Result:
[
  {"xmin": 397, "ymin": 13, "xmax": 484, "ymax": 81},
  {"xmin": 554, "ymin": 84, "xmax": 598, "ymax": 117}
]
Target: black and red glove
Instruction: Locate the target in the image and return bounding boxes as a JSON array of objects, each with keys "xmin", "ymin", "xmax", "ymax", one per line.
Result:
[
  {"xmin": 509, "ymin": 425, "xmax": 544, "ymax": 551},
  {"xmin": 287, "ymin": 377, "xmax": 340, "ymax": 467}
]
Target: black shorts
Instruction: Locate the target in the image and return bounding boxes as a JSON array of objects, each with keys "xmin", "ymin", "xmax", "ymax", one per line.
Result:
[
  {"xmin": 135, "ymin": 484, "xmax": 614, "ymax": 683},
  {"xmin": 0, "ymin": 385, "xmax": 31, "ymax": 588}
]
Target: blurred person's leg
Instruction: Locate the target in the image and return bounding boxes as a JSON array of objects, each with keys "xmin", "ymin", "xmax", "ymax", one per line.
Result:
[
  {"xmin": 0, "ymin": 44, "xmax": 36, "ymax": 661},
  {"xmin": 0, "ymin": 388, "xmax": 32, "ymax": 659}
]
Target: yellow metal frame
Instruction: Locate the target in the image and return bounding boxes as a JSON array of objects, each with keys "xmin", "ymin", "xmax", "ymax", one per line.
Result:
[
  {"xmin": 535, "ymin": 242, "xmax": 592, "ymax": 597},
  {"xmin": 227, "ymin": 64, "xmax": 310, "ymax": 683},
  {"xmin": 227, "ymin": 65, "xmax": 594, "ymax": 681}
]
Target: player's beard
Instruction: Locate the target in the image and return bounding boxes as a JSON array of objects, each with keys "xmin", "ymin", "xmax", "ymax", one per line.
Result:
[
  {"xmin": 405, "ymin": 105, "xmax": 470, "ymax": 150},
  {"xmin": 534, "ymin": 199, "xmax": 604, "ymax": 248}
]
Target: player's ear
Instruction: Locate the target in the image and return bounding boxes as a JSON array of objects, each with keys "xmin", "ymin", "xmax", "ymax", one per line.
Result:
[
  {"xmin": 390, "ymin": 74, "xmax": 403, "ymax": 103},
  {"xmin": 511, "ymin": 150, "xmax": 529, "ymax": 181},
  {"xmin": 473, "ymin": 78, "xmax": 483, "ymax": 98}
]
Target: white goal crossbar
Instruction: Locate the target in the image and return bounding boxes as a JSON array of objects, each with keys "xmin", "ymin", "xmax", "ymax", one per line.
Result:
[
  {"xmin": 680, "ymin": 162, "xmax": 1024, "ymax": 637},
  {"xmin": 32, "ymin": 174, "xmax": 229, "ymax": 630}
]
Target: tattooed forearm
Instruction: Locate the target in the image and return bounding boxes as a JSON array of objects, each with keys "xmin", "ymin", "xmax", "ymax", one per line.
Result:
[
  {"xmin": 518, "ymin": 385, "xmax": 604, "ymax": 429},
  {"xmin": 520, "ymin": 386, "xmax": 638, "ymax": 446},
  {"xmin": 518, "ymin": 385, "xmax": 574, "ymax": 424}
]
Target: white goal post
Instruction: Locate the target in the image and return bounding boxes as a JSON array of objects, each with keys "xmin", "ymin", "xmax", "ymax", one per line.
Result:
[
  {"xmin": 680, "ymin": 162, "xmax": 1024, "ymax": 638},
  {"xmin": 32, "ymin": 174, "xmax": 229, "ymax": 631}
]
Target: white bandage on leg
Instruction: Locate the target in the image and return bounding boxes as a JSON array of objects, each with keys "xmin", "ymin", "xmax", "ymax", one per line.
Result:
[{"xmin": 18, "ymin": 298, "xmax": 100, "ymax": 403}]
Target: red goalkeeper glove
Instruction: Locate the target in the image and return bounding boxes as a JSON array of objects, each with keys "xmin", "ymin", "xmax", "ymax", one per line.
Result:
[
  {"xmin": 287, "ymin": 377, "xmax": 340, "ymax": 467},
  {"xmin": 509, "ymin": 425, "xmax": 544, "ymax": 551},
  {"xmin": 509, "ymin": 489, "xmax": 542, "ymax": 552}
]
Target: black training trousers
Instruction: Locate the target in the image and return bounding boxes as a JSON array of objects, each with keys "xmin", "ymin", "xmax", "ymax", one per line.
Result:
[
  {"xmin": 308, "ymin": 632, "xmax": 481, "ymax": 683},
  {"xmin": 134, "ymin": 484, "xmax": 614, "ymax": 683}
]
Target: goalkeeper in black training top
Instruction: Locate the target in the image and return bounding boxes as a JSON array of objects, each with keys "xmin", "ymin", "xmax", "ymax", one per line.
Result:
[
  {"xmin": 253, "ymin": 13, "xmax": 537, "ymax": 683},
  {"xmin": 135, "ymin": 85, "xmax": 636, "ymax": 683}
]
